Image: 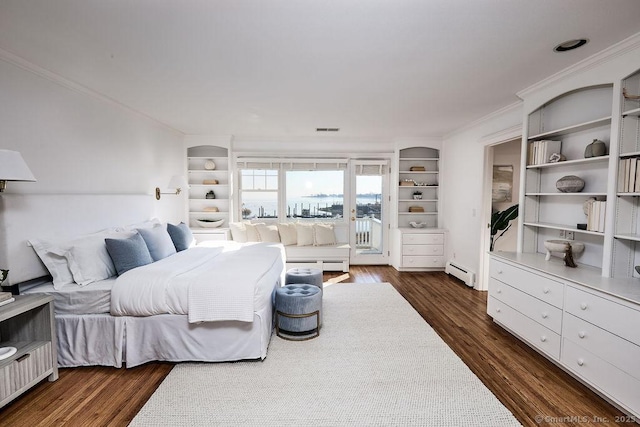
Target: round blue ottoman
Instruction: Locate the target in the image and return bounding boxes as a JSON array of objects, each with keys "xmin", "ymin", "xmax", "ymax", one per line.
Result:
[
  {"xmin": 285, "ymin": 267, "xmax": 323, "ymax": 290},
  {"xmin": 275, "ymin": 284, "xmax": 322, "ymax": 340}
]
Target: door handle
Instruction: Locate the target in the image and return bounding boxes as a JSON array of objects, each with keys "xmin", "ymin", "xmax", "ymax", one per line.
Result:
[{"xmin": 351, "ymin": 217, "xmax": 355, "ymax": 221}]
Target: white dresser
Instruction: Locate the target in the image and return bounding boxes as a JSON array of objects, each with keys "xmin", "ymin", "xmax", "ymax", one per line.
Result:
[
  {"xmin": 391, "ymin": 228, "xmax": 446, "ymax": 271},
  {"xmin": 489, "ymin": 253, "xmax": 640, "ymax": 418}
]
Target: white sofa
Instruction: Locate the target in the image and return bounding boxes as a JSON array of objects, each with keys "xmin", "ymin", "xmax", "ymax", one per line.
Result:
[{"xmin": 228, "ymin": 221, "xmax": 350, "ymax": 272}]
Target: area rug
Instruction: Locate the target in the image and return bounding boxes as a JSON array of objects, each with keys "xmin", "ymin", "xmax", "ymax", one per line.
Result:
[{"xmin": 130, "ymin": 283, "xmax": 520, "ymax": 426}]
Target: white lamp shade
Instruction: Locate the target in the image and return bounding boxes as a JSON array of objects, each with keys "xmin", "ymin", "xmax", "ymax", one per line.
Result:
[
  {"xmin": 0, "ymin": 150, "xmax": 36, "ymax": 181},
  {"xmin": 167, "ymin": 175, "xmax": 188, "ymax": 190}
]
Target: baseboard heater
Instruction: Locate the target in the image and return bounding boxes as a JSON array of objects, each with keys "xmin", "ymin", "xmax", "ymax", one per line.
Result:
[{"xmin": 445, "ymin": 261, "xmax": 475, "ymax": 288}]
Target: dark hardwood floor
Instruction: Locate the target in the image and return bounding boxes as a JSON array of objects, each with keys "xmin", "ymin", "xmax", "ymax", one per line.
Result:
[{"xmin": 0, "ymin": 266, "xmax": 627, "ymax": 426}]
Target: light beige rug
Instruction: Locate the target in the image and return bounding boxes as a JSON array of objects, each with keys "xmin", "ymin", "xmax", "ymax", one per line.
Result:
[{"xmin": 130, "ymin": 283, "xmax": 521, "ymax": 426}]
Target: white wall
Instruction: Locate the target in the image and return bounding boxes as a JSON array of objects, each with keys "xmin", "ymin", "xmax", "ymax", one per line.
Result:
[
  {"xmin": 440, "ymin": 105, "xmax": 523, "ymax": 282},
  {"xmin": 0, "ymin": 57, "xmax": 185, "ymax": 223}
]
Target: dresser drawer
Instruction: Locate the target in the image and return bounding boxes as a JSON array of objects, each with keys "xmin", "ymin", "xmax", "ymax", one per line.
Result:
[
  {"xmin": 561, "ymin": 338, "xmax": 640, "ymax": 417},
  {"xmin": 402, "ymin": 233, "xmax": 444, "ymax": 245},
  {"xmin": 489, "ymin": 258, "xmax": 564, "ymax": 308},
  {"xmin": 490, "ymin": 279, "xmax": 562, "ymax": 334},
  {"xmin": 563, "ymin": 313, "xmax": 640, "ymax": 380},
  {"xmin": 0, "ymin": 342, "xmax": 53, "ymax": 403},
  {"xmin": 488, "ymin": 296, "xmax": 560, "ymax": 360},
  {"xmin": 402, "ymin": 256, "xmax": 445, "ymax": 268},
  {"xmin": 565, "ymin": 286, "xmax": 640, "ymax": 345},
  {"xmin": 402, "ymin": 244, "xmax": 444, "ymax": 256}
]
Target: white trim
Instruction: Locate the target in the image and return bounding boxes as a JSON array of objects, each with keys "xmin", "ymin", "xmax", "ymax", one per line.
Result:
[
  {"xmin": 517, "ymin": 32, "xmax": 640, "ymax": 99},
  {"xmin": 444, "ymin": 101, "xmax": 522, "ymax": 140},
  {"xmin": 479, "ymin": 125, "xmax": 523, "ymax": 146},
  {"xmin": 0, "ymin": 47, "xmax": 184, "ymax": 136}
]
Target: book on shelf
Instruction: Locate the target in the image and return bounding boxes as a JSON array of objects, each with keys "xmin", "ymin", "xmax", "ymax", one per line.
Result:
[
  {"xmin": 528, "ymin": 140, "xmax": 561, "ymax": 165},
  {"xmin": 0, "ymin": 297, "xmax": 15, "ymax": 307},
  {"xmin": 618, "ymin": 157, "xmax": 640, "ymax": 193},
  {"xmin": 586, "ymin": 200, "xmax": 606, "ymax": 232}
]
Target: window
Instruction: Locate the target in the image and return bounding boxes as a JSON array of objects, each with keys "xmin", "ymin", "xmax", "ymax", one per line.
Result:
[
  {"xmin": 285, "ymin": 170, "xmax": 344, "ymax": 219},
  {"xmin": 237, "ymin": 158, "xmax": 348, "ymax": 221},
  {"xmin": 240, "ymin": 169, "xmax": 278, "ymax": 219}
]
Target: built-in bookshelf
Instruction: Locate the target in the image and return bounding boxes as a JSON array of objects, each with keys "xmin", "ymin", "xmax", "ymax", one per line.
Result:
[
  {"xmin": 522, "ymin": 84, "xmax": 614, "ymax": 273},
  {"xmin": 186, "ymin": 145, "xmax": 230, "ymax": 231},
  {"xmin": 612, "ymin": 69, "xmax": 640, "ymax": 278},
  {"xmin": 397, "ymin": 147, "xmax": 439, "ymax": 229}
]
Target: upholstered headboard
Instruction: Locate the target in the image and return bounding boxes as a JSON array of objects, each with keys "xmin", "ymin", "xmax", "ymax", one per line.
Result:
[{"xmin": 0, "ymin": 194, "xmax": 155, "ymax": 286}]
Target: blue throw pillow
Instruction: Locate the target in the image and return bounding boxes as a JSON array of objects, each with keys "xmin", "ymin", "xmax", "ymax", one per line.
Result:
[
  {"xmin": 137, "ymin": 224, "xmax": 177, "ymax": 261},
  {"xmin": 167, "ymin": 222, "xmax": 194, "ymax": 252},
  {"xmin": 105, "ymin": 233, "xmax": 153, "ymax": 276}
]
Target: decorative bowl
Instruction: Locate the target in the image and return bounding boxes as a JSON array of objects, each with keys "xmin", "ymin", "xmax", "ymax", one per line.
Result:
[
  {"xmin": 196, "ymin": 219, "xmax": 224, "ymax": 228},
  {"xmin": 409, "ymin": 221, "xmax": 427, "ymax": 228},
  {"xmin": 544, "ymin": 239, "xmax": 585, "ymax": 261}
]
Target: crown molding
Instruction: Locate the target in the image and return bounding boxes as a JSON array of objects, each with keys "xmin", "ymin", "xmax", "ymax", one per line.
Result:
[
  {"xmin": 479, "ymin": 124, "xmax": 522, "ymax": 145},
  {"xmin": 517, "ymin": 31, "xmax": 640, "ymax": 99},
  {"xmin": 0, "ymin": 47, "xmax": 184, "ymax": 136},
  {"xmin": 443, "ymin": 100, "xmax": 522, "ymax": 140}
]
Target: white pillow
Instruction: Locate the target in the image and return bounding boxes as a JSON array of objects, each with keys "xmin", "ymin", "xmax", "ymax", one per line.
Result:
[
  {"xmin": 256, "ymin": 224, "xmax": 280, "ymax": 243},
  {"xmin": 314, "ymin": 223, "xmax": 337, "ymax": 246},
  {"xmin": 277, "ymin": 223, "xmax": 297, "ymax": 246},
  {"xmin": 245, "ymin": 222, "xmax": 264, "ymax": 242},
  {"xmin": 296, "ymin": 223, "xmax": 314, "ymax": 246},
  {"xmin": 229, "ymin": 222, "xmax": 248, "ymax": 243},
  {"xmin": 62, "ymin": 230, "xmax": 132, "ymax": 286},
  {"xmin": 30, "ymin": 239, "xmax": 75, "ymax": 289}
]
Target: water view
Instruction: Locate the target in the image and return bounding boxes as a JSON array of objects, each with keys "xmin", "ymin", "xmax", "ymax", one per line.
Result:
[{"xmin": 242, "ymin": 193, "xmax": 382, "ymax": 220}]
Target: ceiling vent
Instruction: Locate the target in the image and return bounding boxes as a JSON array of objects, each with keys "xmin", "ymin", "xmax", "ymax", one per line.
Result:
[{"xmin": 316, "ymin": 128, "xmax": 340, "ymax": 132}]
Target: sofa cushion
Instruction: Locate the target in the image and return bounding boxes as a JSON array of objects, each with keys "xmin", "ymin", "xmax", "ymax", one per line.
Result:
[
  {"xmin": 256, "ymin": 224, "xmax": 280, "ymax": 242},
  {"xmin": 314, "ymin": 223, "xmax": 337, "ymax": 246},
  {"xmin": 296, "ymin": 223, "xmax": 314, "ymax": 246},
  {"xmin": 277, "ymin": 223, "xmax": 297, "ymax": 246}
]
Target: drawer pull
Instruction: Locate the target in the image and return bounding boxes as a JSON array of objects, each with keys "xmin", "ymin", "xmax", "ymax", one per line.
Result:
[
  {"xmin": 540, "ymin": 335, "xmax": 547, "ymax": 342},
  {"xmin": 16, "ymin": 353, "xmax": 31, "ymax": 363},
  {"xmin": 541, "ymin": 312, "xmax": 548, "ymax": 319},
  {"xmin": 496, "ymin": 289, "xmax": 502, "ymax": 294},
  {"xmin": 577, "ymin": 358, "xmax": 584, "ymax": 367},
  {"xmin": 496, "ymin": 308, "xmax": 501, "ymax": 313},
  {"xmin": 580, "ymin": 303, "xmax": 588, "ymax": 310},
  {"xmin": 578, "ymin": 331, "xmax": 586, "ymax": 339},
  {"xmin": 497, "ymin": 270, "xmax": 503, "ymax": 274},
  {"xmin": 543, "ymin": 287, "xmax": 550, "ymax": 294}
]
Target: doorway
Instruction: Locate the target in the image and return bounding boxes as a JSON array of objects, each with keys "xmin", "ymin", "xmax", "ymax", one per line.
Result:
[
  {"xmin": 478, "ymin": 128, "xmax": 522, "ymax": 291},
  {"xmin": 349, "ymin": 160, "xmax": 390, "ymax": 265}
]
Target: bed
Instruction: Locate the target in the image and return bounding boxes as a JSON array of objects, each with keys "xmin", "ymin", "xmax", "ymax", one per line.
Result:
[{"xmin": 0, "ymin": 194, "xmax": 285, "ymax": 368}]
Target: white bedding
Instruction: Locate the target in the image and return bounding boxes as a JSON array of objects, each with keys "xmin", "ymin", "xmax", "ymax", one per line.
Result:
[
  {"xmin": 23, "ymin": 278, "xmax": 115, "ymax": 315},
  {"xmin": 110, "ymin": 242, "xmax": 285, "ymax": 323}
]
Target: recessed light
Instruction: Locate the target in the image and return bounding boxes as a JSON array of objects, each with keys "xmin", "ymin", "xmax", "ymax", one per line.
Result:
[{"xmin": 553, "ymin": 39, "xmax": 589, "ymax": 52}]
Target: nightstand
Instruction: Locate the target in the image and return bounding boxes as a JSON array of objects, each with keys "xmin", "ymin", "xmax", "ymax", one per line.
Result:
[{"xmin": 0, "ymin": 294, "xmax": 58, "ymax": 408}]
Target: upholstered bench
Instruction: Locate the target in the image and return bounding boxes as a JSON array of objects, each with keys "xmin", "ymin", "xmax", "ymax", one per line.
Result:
[
  {"xmin": 285, "ymin": 267, "xmax": 323, "ymax": 290},
  {"xmin": 275, "ymin": 284, "xmax": 322, "ymax": 341}
]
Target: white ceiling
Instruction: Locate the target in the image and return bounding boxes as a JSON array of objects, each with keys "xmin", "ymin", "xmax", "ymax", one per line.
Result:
[{"xmin": 2, "ymin": 1, "xmax": 640, "ymax": 139}]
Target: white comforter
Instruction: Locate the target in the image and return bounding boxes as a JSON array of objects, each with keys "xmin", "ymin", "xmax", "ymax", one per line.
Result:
[{"xmin": 110, "ymin": 242, "xmax": 284, "ymax": 323}]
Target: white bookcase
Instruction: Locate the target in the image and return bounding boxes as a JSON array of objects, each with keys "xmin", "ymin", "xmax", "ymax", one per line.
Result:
[
  {"xmin": 186, "ymin": 144, "xmax": 231, "ymax": 240},
  {"xmin": 396, "ymin": 147, "xmax": 440, "ymax": 229},
  {"xmin": 612, "ymin": 69, "xmax": 640, "ymax": 278},
  {"xmin": 391, "ymin": 145, "xmax": 446, "ymax": 271},
  {"xmin": 521, "ymin": 84, "xmax": 614, "ymax": 274}
]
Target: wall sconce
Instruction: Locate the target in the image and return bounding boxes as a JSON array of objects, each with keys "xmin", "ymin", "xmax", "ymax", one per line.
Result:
[
  {"xmin": 156, "ymin": 175, "xmax": 188, "ymax": 200},
  {"xmin": 0, "ymin": 150, "xmax": 36, "ymax": 192}
]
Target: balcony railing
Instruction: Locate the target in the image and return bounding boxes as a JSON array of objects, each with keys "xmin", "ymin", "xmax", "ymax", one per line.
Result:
[{"xmin": 355, "ymin": 217, "xmax": 382, "ymax": 250}]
